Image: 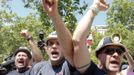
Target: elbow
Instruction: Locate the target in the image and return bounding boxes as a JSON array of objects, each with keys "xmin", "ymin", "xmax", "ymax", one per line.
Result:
[
  {"xmin": 34, "ymin": 56, "xmax": 43, "ymax": 63},
  {"xmin": 72, "ymin": 36, "xmax": 83, "ymax": 53},
  {"xmin": 72, "ymin": 37, "xmax": 81, "ymax": 48}
]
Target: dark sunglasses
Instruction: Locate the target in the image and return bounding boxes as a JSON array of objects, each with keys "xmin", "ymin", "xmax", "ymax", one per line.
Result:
[{"xmin": 104, "ymin": 48, "xmax": 124, "ymax": 55}]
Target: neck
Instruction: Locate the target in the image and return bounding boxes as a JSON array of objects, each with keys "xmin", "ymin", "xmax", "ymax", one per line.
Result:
[
  {"xmin": 99, "ymin": 66, "xmax": 118, "ymax": 75},
  {"xmin": 97, "ymin": 62, "xmax": 103, "ymax": 69},
  {"xmin": 51, "ymin": 58, "xmax": 65, "ymax": 67},
  {"xmin": 17, "ymin": 67, "xmax": 29, "ymax": 73},
  {"xmin": 107, "ymin": 72, "xmax": 117, "ymax": 75}
]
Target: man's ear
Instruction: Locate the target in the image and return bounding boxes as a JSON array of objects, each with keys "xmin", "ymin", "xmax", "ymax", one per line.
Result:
[
  {"xmin": 98, "ymin": 54, "xmax": 102, "ymax": 59},
  {"xmin": 98, "ymin": 53, "xmax": 106, "ymax": 63}
]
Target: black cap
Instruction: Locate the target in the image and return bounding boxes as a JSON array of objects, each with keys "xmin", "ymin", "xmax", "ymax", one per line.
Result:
[
  {"xmin": 14, "ymin": 47, "xmax": 32, "ymax": 59},
  {"xmin": 96, "ymin": 36, "xmax": 125, "ymax": 58}
]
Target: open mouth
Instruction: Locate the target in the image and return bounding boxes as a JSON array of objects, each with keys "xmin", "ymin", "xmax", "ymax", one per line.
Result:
[
  {"xmin": 18, "ymin": 60, "xmax": 24, "ymax": 65},
  {"xmin": 51, "ymin": 51, "xmax": 59, "ymax": 57},
  {"xmin": 110, "ymin": 61, "xmax": 119, "ymax": 65}
]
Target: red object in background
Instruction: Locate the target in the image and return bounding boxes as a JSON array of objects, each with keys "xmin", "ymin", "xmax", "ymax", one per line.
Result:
[
  {"xmin": 87, "ymin": 33, "xmax": 93, "ymax": 46},
  {"xmin": 87, "ymin": 40, "xmax": 92, "ymax": 46}
]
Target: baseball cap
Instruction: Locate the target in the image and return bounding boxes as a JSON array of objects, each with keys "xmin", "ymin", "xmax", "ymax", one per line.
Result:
[
  {"xmin": 14, "ymin": 47, "xmax": 32, "ymax": 59},
  {"xmin": 46, "ymin": 31, "xmax": 58, "ymax": 45},
  {"xmin": 96, "ymin": 36, "xmax": 125, "ymax": 58}
]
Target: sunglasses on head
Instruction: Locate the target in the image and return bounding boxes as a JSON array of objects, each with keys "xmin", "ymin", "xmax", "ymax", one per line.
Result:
[{"xmin": 104, "ymin": 47, "xmax": 124, "ymax": 55}]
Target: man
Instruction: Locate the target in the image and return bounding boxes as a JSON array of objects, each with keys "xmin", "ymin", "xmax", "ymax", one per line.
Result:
[
  {"xmin": 20, "ymin": 29, "xmax": 79, "ymax": 75},
  {"xmin": 42, "ymin": 0, "xmax": 108, "ymax": 74},
  {"xmin": 72, "ymin": 0, "xmax": 133, "ymax": 75},
  {"xmin": 7, "ymin": 47, "xmax": 32, "ymax": 75},
  {"xmin": 32, "ymin": 31, "xmax": 79, "ymax": 75},
  {"xmin": 6, "ymin": 30, "xmax": 43, "ymax": 75},
  {"xmin": 95, "ymin": 36, "xmax": 126, "ymax": 75}
]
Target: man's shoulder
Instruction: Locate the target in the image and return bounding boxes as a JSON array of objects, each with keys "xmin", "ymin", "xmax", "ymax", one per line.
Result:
[
  {"xmin": 7, "ymin": 69, "xmax": 31, "ymax": 75},
  {"xmin": 34, "ymin": 61, "xmax": 46, "ymax": 66},
  {"xmin": 82, "ymin": 61, "xmax": 106, "ymax": 75},
  {"xmin": 7, "ymin": 70, "xmax": 17, "ymax": 75}
]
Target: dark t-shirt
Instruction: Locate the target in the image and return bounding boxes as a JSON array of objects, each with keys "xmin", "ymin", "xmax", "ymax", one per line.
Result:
[{"xmin": 82, "ymin": 61, "xmax": 106, "ymax": 75}]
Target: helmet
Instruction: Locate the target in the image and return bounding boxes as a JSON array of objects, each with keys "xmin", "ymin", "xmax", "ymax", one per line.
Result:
[
  {"xmin": 14, "ymin": 47, "xmax": 32, "ymax": 59},
  {"xmin": 96, "ymin": 36, "xmax": 125, "ymax": 58},
  {"xmin": 46, "ymin": 31, "xmax": 58, "ymax": 45}
]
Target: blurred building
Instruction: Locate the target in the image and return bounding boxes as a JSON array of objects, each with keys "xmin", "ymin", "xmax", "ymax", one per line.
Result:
[{"xmin": 91, "ymin": 25, "xmax": 107, "ymax": 36}]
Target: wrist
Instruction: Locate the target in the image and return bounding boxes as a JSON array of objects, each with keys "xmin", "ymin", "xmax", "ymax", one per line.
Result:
[
  {"xmin": 89, "ymin": 4, "xmax": 100, "ymax": 15},
  {"xmin": 26, "ymin": 35, "xmax": 33, "ymax": 41},
  {"xmin": 124, "ymin": 51, "xmax": 129, "ymax": 55}
]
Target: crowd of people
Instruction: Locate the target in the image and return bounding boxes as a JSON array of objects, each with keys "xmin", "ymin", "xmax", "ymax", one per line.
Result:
[{"xmin": 2, "ymin": 0, "xmax": 134, "ymax": 75}]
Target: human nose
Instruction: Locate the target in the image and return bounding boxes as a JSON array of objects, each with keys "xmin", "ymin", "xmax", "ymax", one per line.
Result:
[
  {"xmin": 112, "ymin": 51, "xmax": 119, "ymax": 58},
  {"xmin": 18, "ymin": 55, "xmax": 23, "ymax": 59},
  {"xmin": 52, "ymin": 43, "xmax": 57, "ymax": 48}
]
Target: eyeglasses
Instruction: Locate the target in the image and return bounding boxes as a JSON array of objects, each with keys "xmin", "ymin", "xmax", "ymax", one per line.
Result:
[{"xmin": 104, "ymin": 48, "xmax": 124, "ymax": 55}]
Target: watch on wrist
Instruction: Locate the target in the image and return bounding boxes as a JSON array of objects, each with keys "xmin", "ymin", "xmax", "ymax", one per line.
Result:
[
  {"xmin": 89, "ymin": 4, "xmax": 99, "ymax": 15},
  {"xmin": 27, "ymin": 35, "xmax": 33, "ymax": 41}
]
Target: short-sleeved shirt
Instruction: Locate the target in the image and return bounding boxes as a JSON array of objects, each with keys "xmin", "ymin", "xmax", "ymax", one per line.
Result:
[
  {"xmin": 6, "ymin": 68, "xmax": 31, "ymax": 75},
  {"xmin": 31, "ymin": 60, "xmax": 80, "ymax": 75},
  {"xmin": 31, "ymin": 60, "xmax": 107, "ymax": 75},
  {"xmin": 82, "ymin": 61, "xmax": 106, "ymax": 75},
  {"xmin": 6, "ymin": 61, "xmax": 45, "ymax": 75}
]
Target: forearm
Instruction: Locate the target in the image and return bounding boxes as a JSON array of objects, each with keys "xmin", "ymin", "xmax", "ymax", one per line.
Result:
[
  {"xmin": 73, "ymin": 9, "xmax": 96, "ymax": 42},
  {"xmin": 72, "ymin": 8, "xmax": 96, "ymax": 73},
  {"xmin": 50, "ymin": 12, "xmax": 74, "ymax": 66},
  {"xmin": 124, "ymin": 52, "xmax": 134, "ymax": 71},
  {"xmin": 28, "ymin": 39, "xmax": 43, "ymax": 63}
]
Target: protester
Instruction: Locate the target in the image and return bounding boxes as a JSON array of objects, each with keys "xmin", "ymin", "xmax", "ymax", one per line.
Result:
[
  {"xmin": 20, "ymin": 30, "xmax": 79, "ymax": 75},
  {"xmin": 32, "ymin": 31, "xmax": 79, "ymax": 75},
  {"xmin": 72, "ymin": 0, "xmax": 133, "ymax": 74},
  {"xmin": 6, "ymin": 30, "xmax": 43, "ymax": 75},
  {"xmin": 41, "ymin": 0, "xmax": 109, "ymax": 74},
  {"xmin": 95, "ymin": 36, "xmax": 126, "ymax": 75},
  {"xmin": 6, "ymin": 47, "xmax": 32, "ymax": 75}
]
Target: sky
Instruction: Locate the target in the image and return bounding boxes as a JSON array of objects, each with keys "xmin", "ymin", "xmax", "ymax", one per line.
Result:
[{"xmin": 7, "ymin": 0, "xmax": 112, "ymax": 26}]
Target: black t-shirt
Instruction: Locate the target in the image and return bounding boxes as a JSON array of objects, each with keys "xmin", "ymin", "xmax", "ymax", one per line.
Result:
[{"xmin": 82, "ymin": 61, "xmax": 106, "ymax": 75}]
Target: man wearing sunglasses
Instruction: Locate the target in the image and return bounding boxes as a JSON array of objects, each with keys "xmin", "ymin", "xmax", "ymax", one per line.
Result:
[{"xmin": 96, "ymin": 36, "xmax": 126, "ymax": 75}]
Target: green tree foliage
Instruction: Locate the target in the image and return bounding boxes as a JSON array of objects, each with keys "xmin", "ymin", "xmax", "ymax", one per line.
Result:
[
  {"xmin": 0, "ymin": 11, "xmax": 47, "ymax": 62},
  {"xmin": 22, "ymin": 0, "xmax": 88, "ymax": 33},
  {"xmin": 107, "ymin": 0, "xmax": 134, "ymax": 31},
  {"xmin": 91, "ymin": 31, "xmax": 102, "ymax": 63},
  {"xmin": 106, "ymin": 0, "xmax": 134, "ymax": 58},
  {"xmin": 0, "ymin": 0, "xmax": 88, "ymax": 62}
]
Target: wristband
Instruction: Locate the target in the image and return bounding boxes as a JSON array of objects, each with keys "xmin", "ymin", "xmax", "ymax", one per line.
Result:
[
  {"xmin": 89, "ymin": 4, "xmax": 99, "ymax": 15},
  {"xmin": 76, "ymin": 62, "xmax": 91, "ymax": 70}
]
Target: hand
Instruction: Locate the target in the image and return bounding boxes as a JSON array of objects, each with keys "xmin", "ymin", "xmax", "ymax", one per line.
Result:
[
  {"xmin": 42, "ymin": 0, "xmax": 58, "ymax": 16},
  {"xmin": 93, "ymin": 0, "xmax": 109, "ymax": 11},
  {"xmin": 20, "ymin": 29, "xmax": 30, "ymax": 39},
  {"xmin": 124, "ymin": 46, "xmax": 129, "ymax": 53}
]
